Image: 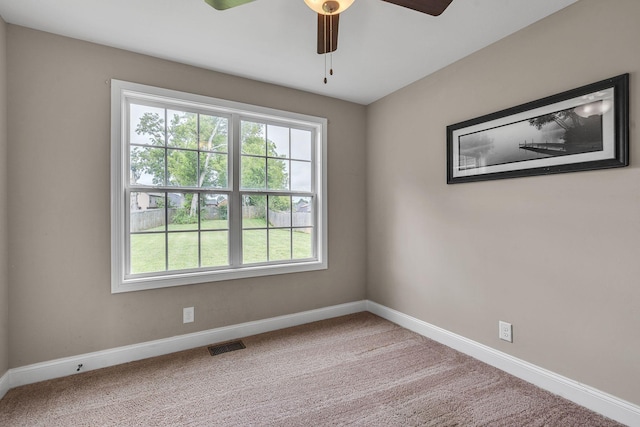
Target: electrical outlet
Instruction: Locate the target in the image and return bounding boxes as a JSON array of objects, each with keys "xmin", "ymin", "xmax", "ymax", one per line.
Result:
[
  {"xmin": 499, "ymin": 321, "xmax": 512, "ymax": 342},
  {"xmin": 183, "ymin": 307, "xmax": 195, "ymax": 324}
]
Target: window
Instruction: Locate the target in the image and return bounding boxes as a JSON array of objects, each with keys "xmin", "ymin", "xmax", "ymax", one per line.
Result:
[{"xmin": 111, "ymin": 80, "xmax": 327, "ymax": 293}]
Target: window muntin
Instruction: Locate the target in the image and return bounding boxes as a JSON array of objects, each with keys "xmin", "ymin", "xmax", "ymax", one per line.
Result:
[
  {"xmin": 129, "ymin": 103, "xmax": 230, "ymax": 190},
  {"xmin": 241, "ymin": 194, "xmax": 315, "ymax": 265},
  {"xmin": 111, "ymin": 80, "xmax": 327, "ymax": 293}
]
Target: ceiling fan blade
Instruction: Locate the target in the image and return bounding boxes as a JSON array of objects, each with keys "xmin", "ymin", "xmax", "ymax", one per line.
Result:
[
  {"xmin": 317, "ymin": 13, "xmax": 340, "ymax": 54},
  {"xmin": 204, "ymin": 0, "xmax": 255, "ymax": 11},
  {"xmin": 382, "ymin": 0, "xmax": 453, "ymax": 16}
]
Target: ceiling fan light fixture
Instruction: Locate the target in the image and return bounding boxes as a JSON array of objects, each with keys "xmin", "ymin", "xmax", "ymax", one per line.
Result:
[{"xmin": 304, "ymin": 0, "xmax": 355, "ymax": 15}]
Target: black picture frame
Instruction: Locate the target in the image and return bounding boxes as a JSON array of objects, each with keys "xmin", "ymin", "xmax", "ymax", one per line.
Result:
[{"xmin": 446, "ymin": 74, "xmax": 629, "ymax": 184}]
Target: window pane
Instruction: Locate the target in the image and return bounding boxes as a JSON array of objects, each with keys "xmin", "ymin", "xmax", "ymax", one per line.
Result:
[
  {"xmin": 243, "ymin": 195, "xmax": 266, "ymax": 228},
  {"xmin": 293, "ymin": 228, "xmax": 313, "ymax": 259},
  {"xmin": 200, "ymin": 152, "xmax": 228, "ymax": 188},
  {"xmin": 130, "ymin": 233, "xmax": 166, "ymax": 274},
  {"xmin": 168, "ymin": 192, "xmax": 199, "ymax": 231},
  {"xmin": 201, "ymin": 194, "xmax": 228, "ymax": 230},
  {"xmin": 267, "ymin": 158, "xmax": 289, "ymax": 191},
  {"xmin": 130, "ymin": 192, "xmax": 166, "ymax": 232},
  {"xmin": 199, "ymin": 115, "xmax": 228, "ymax": 153},
  {"xmin": 167, "ymin": 110, "xmax": 198, "ymax": 150},
  {"xmin": 291, "ymin": 128, "xmax": 312, "ymax": 160},
  {"xmin": 201, "ymin": 231, "xmax": 229, "ymax": 267},
  {"xmin": 267, "ymin": 125, "xmax": 289, "ymax": 158},
  {"xmin": 291, "ymin": 160, "xmax": 312, "ymax": 192},
  {"xmin": 130, "ymin": 146, "xmax": 165, "ymax": 186},
  {"xmin": 168, "ymin": 150, "xmax": 198, "ymax": 187},
  {"xmin": 269, "ymin": 229, "xmax": 291, "ymax": 261},
  {"xmin": 241, "ymin": 121, "xmax": 265, "ymax": 156},
  {"xmin": 168, "ymin": 232, "xmax": 199, "ymax": 270},
  {"xmin": 243, "ymin": 230, "xmax": 267, "ymax": 264},
  {"xmin": 241, "ymin": 156, "xmax": 266, "ymax": 190},
  {"xmin": 293, "ymin": 196, "xmax": 313, "ymax": 227},
  {"xmin": 130, "ymin": 103, "xmax": 165, "ymax": 146},
  {"xmin": 269, "ymin": 196, "xmax": 291, "ymax": 228}
]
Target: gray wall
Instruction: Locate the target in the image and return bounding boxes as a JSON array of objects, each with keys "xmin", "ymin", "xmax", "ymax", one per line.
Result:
[
  {"xmin": 367, "ymin": 0, "xmax": 639, "ymax": 405},
  {"xmin": 0, "ymin": 16, "xmax": 8, "ymax": 378},
  {"xmin": 6, "ymin": 26, "xmax": 367, "ymax": 367}
]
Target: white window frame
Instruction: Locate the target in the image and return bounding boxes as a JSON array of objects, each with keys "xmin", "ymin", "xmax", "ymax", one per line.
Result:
[{"xmin": 111, "ymin": 80, "xmax": 328, "ymax": 293}]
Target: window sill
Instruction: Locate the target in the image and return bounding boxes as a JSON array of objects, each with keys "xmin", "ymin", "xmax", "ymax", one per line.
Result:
[{"xmin": 111, "ymin": 259, "xmax": 328, "ymax": 293}]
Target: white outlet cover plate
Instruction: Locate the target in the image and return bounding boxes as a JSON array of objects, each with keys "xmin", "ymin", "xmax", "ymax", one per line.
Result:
[
  {"xmin": 499, "ymin": 321, "xmax": 512, "ymax": 342},
  {"xmin": 183, "ymin": 307, "xmax": 194, "ymax": 324}
]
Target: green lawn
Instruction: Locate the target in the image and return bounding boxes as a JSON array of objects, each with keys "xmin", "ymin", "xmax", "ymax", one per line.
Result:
[{"xmin": 130, "ymin": 218, "xmax": 312, "ymax": 274}]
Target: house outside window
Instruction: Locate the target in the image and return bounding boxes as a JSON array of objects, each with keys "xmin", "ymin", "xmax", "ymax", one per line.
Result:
[{"xmin": 111, "ymin": 80, "xmax": 327, "ymax": 293}]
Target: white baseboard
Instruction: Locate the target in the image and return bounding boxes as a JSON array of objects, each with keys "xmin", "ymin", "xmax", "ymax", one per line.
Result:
[
  {"xmin": 366, "ymin": 300, "xmax": 640, "ymax": 427},
  {"xmin": 0, "ymin": 370, "xmax": 9, "ymax": 400},
  {"xmin": 3, "ymin": 299, "xmax": 639, "ymax": 426},
  {"xmin": 7, "ymin": 300, "xmax": 366, "ymax": 389}
]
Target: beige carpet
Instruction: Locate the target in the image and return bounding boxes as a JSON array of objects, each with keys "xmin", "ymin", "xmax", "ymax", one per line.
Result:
[{"xmin": 0, "ymin": 313, "xmax": 624, "ymax": 426}]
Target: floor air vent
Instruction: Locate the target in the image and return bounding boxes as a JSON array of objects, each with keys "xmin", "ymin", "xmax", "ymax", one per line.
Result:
[{"xmin": 208, "ymin": 340, "xmax": 246, "ymax": 356}]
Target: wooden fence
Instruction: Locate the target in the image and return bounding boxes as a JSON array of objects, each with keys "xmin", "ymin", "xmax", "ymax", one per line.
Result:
[{"xmin": 131, "ymin": 207, "xmax": 311, "ymax": 232}]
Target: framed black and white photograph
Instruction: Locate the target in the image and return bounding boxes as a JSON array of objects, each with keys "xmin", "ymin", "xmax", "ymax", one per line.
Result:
[{"xmin": 447, "ymin": 74, "xmax": 629, "ymax": 184}]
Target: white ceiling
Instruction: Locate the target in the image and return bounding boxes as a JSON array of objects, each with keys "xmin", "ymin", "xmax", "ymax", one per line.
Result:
[{"xmin": 0, "ymin": 0, "xmax": 577, "ymax": 105}]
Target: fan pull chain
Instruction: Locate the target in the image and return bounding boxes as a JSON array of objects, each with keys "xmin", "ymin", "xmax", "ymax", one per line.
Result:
[
  {"xmin": 324, "ymin": 54, "xmax": 327, "ymax": 84},
  {"xmin": 329, "ymin": 14, "xmax": 334, "ymax": 76},
  {"xmin": 323, "ymin": 14, "xmax": 328, "ymax": 84}
]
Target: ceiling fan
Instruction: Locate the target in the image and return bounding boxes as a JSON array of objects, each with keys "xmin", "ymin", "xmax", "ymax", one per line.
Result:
[{"xmin": 204, "ymin": 0, "xmax": 453, "ymax": 81}]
